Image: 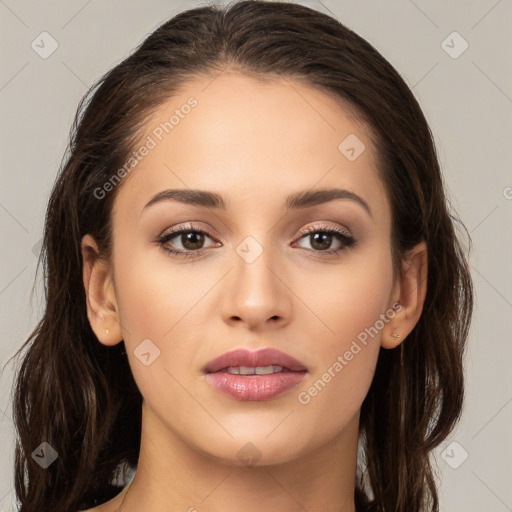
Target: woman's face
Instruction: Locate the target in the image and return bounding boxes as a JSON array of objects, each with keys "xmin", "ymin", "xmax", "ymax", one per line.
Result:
[{"xmin": 102, "ymin": 72, "xmax": 399, "ymax": 465}]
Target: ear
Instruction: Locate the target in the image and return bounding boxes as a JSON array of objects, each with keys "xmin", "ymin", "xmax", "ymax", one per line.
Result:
[
  {"xmin": 382, "ymin": 240, "xmax": 428, "ymax": 349},
  {"xmin": 81, "ymin": 234, "xmax": 123, "ymax": 346}
]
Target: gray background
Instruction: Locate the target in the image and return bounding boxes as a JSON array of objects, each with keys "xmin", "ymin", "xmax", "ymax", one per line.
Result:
[{"xmin": 1, "ymin": 0, "xmax": 511, "ymax": 510}]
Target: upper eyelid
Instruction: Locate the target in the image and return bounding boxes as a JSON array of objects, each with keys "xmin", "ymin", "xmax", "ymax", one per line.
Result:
[
  {"xmin": 297, "ymin": 223, "xmax": 352, "ymax": 237},
  {"xmin": 158, "ymin": 223, "xmax": 353, "ymax": 247},
  {"xmin": 160, "ymin": 222, "xmax": 352, "ymax": 238}
]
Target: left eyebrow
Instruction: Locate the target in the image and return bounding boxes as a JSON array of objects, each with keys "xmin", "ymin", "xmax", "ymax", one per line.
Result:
[
  {"xmin": 141, "ymin": 187, "xmax": 372, "ymax": 218},
  {"xmin": 284, "ymin": 188, "xmax": 372, "ymax": 218}
]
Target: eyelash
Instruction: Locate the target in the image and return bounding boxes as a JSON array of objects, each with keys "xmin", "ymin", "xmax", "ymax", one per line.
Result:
[{"xmin": 156, "ymin": 222, "xmax": 356, "ymax": 259}]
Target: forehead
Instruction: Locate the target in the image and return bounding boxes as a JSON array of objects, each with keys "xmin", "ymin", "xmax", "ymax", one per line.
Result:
[{"xmin": 111, "ymin": 72, "xmax": 389, "ymax": 222}]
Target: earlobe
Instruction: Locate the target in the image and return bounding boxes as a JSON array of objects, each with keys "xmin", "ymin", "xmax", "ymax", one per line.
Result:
[
  {"xmin": 382, "ymin": 240, "xmax": 428, "ymax": 349},
  {"xmin": 81, "ymin": 234, "xmax": 123, "ymax": 346}
]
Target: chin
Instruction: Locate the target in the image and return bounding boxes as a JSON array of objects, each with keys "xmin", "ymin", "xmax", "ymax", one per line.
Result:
[{"xmin": 194, "ymin": 433, "xmax": 308, "ymax": 468}]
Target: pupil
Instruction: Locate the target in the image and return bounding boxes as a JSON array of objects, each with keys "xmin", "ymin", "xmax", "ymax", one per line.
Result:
[
  {"xmin": 312, "ymin": 233, "xmax": 331, "ymax": 250},
  {"xmin": 183, "ymin": 232, "xmax": 204, "ymax": 250}
]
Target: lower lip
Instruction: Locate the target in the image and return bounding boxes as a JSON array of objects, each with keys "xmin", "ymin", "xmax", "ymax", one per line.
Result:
[{"xmin": 206, "ymin": 371, "xmax": 307, "ymax": 401}]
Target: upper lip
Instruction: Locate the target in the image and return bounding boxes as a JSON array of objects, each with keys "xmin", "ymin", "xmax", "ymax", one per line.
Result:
[{"xmin": 203, "ymin": 348, "xmax": 308, "ymax": 373}]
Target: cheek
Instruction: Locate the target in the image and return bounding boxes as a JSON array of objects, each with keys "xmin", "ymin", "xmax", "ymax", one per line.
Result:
[
  {"xmin": 304, "ymin": 244, "xmax": 394, "ymax": 352},
  {"xmin": 113, "ymin": 243, "xmax": 201, "ymax": 339},
  {"xmin": 295, "ymin": 342, "xmax": 379, "ymax": 450},
  {"xmin": 112, "ymin": 248, "xmax": 210, "ymax": 391},
  {"xmin": 292, "ymin": 246, "xmax": 393, "ymax": 423}
]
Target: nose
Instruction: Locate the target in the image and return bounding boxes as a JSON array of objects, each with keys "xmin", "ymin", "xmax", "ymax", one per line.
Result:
[{"xmin": 221, "ymin": 240, "xmax": 292, "ymax": 331}]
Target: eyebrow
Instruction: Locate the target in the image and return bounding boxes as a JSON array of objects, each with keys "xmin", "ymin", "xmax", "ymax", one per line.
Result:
[{"xmin": 141, "ymin": 188, "xmax": 372, "ymax": 218}]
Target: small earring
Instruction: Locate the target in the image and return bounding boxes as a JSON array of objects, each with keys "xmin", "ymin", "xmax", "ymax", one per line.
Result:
[
  {"xmin": 392, "ymin": 330, "xmax": 400, "ymax": 339},
  {"xmin": 105, "ymin": 328, "xmax": 110, "ymax": 335}
]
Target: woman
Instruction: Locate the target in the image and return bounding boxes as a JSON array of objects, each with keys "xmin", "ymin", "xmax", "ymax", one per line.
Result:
[{"xmin": 11, "ymin": 1, "xmax": 473, "ymax": 511}]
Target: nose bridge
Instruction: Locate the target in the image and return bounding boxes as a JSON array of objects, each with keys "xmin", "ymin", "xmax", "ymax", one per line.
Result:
[{"xmin": 222, "ymin": 231, "xmax": 290, "ymax": 328}]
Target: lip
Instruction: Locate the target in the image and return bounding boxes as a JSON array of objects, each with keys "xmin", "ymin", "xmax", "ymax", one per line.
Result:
[
  {"xmin": 203, "ymin": 348, "xmax": 308, "ymax": 401},
  {"xmin": 202, "ymin": 348, "xmax": 308, "ymax": 374}
]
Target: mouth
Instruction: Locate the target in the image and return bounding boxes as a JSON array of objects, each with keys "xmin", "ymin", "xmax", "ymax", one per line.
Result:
[
  {"xmin": 215, "ymin": 365, "xmax": 295, "ymax": 375},
  {"xmin": 203, "ymin": 348, "xmax": 308, "ymax": 401},
  {"xmin": 202, "ymin": 347, "xmax": 308, "ymax": 374}
]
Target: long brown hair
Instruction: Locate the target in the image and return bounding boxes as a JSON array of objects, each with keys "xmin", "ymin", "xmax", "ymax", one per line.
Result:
[{"xmin": 10, "ymin": 1, "xmax": 473, "ymax": 511}]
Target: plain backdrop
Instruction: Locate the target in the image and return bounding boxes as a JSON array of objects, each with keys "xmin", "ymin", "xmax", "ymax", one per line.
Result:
[{"xmin": 0, "ymin": 0, "xmax": 511, "ymax": 510}]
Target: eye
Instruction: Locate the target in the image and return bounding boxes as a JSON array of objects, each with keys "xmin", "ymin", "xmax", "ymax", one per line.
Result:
[
  {"xmin": 156, "ymin": 222, "xmax": 356, "ymax": 259},
  {"xmin": 293, "ymin": 223, "xmax": 355, "ymax": 255},
  {"xmin": 157, "ymin": 223, "xmax": 219, "ymax": 259}
]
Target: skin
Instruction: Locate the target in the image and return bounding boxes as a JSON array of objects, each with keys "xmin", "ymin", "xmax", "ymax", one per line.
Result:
[{"xmin": 81, "ymin": 72, "xmax": 427, "ymax": 512}]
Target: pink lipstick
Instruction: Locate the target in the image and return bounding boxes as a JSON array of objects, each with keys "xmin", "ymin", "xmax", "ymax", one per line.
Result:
[{"xmin": 203, "ymin": 348, "xmax": 307, "ymax": 401}]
